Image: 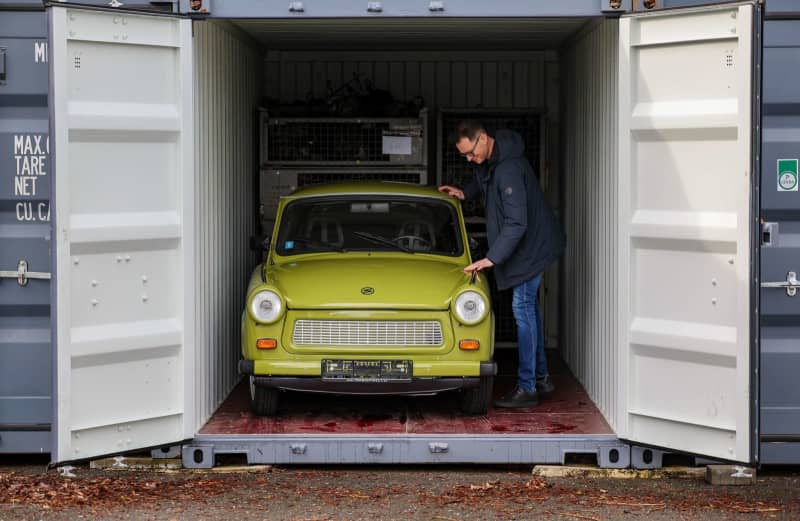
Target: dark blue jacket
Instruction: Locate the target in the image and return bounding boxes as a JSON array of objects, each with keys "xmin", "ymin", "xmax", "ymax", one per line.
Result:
[{"xmin": 463, "ymin": 129, "xmax": 565, "ymax": 290}]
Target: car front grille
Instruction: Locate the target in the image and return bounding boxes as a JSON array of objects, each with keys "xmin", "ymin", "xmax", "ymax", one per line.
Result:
[{"xmin": 292, "ymin": 320, "xmax": 444, "ymax": 346}]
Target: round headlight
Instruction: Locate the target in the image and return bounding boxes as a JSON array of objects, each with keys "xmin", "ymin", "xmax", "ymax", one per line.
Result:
[
  {"xmin": 454, "ymin": 290, "xmax": 487, "ymax": 325},
  {"xmin": 249, "ymin": 290, "xmax": 283, "ymax": 324}
]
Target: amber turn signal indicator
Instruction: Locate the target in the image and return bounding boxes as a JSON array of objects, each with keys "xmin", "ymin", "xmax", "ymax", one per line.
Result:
[
  {"xmin": 256, "ymin": 338, "xmax": 277, "ymax": 350},
  {"xmin": 458, "ymin": 339, "xmax": 480, "ymax": 351}
]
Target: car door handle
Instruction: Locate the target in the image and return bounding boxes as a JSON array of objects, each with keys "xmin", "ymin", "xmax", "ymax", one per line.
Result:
[{"xmin": 761, "ymin": 271, "xmax": 799, "ymax": 297}]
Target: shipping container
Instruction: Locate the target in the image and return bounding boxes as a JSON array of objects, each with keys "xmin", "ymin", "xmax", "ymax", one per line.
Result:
[
  {"xmin": 1, "ymin": 0, "xmax": 799, "ymax": 468},
  {"xmin": 0, "ymin": 5, "xmax": 51, "ymax": 454}
]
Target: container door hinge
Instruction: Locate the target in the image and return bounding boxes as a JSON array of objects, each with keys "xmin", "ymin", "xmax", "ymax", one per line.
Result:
[
  {"xmin": 0, "ymin": 260, "xmax": 52, "ymax": 287},
  {"xmin": 761, "ymin": 271, "xmax": 799, "ymax": 297}
]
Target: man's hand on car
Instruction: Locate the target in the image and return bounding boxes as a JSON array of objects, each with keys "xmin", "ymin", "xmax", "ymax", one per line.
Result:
[
  {"xmin": 437, "ymin": 185, "xmax": 465, "ymax": 200},
  {"xmin": 464, "ymin": 257, "xmax": 494, "ymax": 274}
]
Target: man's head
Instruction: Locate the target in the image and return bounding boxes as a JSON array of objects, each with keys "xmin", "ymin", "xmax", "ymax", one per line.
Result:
[{"xmin": 453, "ymin": 120, "xmax": 491, "ymax": 164}]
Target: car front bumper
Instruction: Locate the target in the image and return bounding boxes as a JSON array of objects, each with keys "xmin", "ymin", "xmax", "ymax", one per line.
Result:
[{"xmin": 239, "ymin": 360, "xmax": 497, "ymax": 395}]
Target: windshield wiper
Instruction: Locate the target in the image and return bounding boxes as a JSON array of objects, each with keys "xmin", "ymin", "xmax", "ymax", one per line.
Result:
[
  {"xmin": 286, "ymin": 237, "xmax": 346, "ymax": 253},
  {"xmin": 351, "ymin": 231, "xmax": 413, "ymax": 254}
]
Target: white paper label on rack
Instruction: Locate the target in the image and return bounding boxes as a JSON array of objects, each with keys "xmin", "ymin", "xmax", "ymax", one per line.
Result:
[{"xmin": 382, "ymin": 135, "xmax": 412, "ymax": 155}]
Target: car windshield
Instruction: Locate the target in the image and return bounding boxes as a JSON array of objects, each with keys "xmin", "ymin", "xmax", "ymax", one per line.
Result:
[{"xmin": 276, "ymin": 195, "xmax": 464, "ymax": 256}]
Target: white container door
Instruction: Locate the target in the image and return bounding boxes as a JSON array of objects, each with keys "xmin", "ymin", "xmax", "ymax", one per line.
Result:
[
  {"xmin": 50, "ymin": 6, "xmax": 194, "ymax": 463},
  {"xmin": 617, "ymin": 3, "xmax": 756, "ymax": 462}
]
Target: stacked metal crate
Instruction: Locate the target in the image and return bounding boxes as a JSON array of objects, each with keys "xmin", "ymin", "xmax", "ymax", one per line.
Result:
[
  {"xmin": 437, "ymin": 109, "xmax": 544, "ymax": 347},
  {"xmin": 259, "ymin": 110, "xmax": 429, "ymax": 236}
]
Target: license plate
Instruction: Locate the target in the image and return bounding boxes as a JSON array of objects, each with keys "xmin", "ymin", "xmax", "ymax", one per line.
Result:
[{"xmin": 321, "ymin": 359, "xmax": 412, "ymax": 382}]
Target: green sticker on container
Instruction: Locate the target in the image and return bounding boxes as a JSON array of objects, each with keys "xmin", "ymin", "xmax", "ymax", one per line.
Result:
[{"xmin": 778, "ymin": 159, "xmax": 798, "ymax": 192}]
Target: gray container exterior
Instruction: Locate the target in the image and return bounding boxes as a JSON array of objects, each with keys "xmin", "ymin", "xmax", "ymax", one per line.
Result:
[
  {"xmin": 759, "ymin": 17, "xmax": 800, "ymax": 464},
  {"xmin": 1, "ymin": 0, "xmax": 798, "ymax": 465},
  {"xmin": 0, "ymin": 9, "xmax": 52, "ymax": 453}
]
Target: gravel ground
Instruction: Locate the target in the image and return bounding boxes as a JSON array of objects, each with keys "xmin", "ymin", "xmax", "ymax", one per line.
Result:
[{"xmin": 1, "ymin": 455, "xmax": 799, "ymax": 521}]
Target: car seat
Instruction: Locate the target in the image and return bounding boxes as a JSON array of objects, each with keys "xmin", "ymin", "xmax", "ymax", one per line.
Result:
[
  {"xmin": 305, "ymin": 217, "xmax": 344, "ymax": 247},
  {"xmin": 395, "ymin": 220, "xmax": 436, "ymax": 251}
]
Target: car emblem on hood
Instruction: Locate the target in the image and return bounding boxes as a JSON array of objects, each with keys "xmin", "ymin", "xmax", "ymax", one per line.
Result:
[{"xmin": 361, "ymin": 287, "xmax": 375, "ymax": 296}]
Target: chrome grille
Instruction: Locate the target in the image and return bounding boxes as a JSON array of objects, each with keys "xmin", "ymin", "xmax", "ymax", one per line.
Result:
[{"xmin": 293, "ymin": 320, "xmax": 444, "ymax": 346}]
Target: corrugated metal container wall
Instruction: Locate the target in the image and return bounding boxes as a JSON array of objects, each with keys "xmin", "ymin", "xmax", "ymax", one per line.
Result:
[
  {"xmin": 760, "ymin": 17, "xmax": 800, "ymax": 464},
  {"xmin": 561, "ymin": 20, "xmax": 619, "ymax": 429},
  {"xmin": 193, "ymin": 21, "xmax": 262, "ymax": 430},
  {"xmin": 263, "ymin": 51, "xmax": 551, "ymax": 112},
  {"xmin": 0, "ymin": 10, "xmax": 52, "ymax": 453}
]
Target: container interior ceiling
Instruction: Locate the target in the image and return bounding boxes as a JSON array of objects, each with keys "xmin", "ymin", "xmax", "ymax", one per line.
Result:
[{"xmin": 193, "ymin": 16, "xmax": 620, "ymax": 433}]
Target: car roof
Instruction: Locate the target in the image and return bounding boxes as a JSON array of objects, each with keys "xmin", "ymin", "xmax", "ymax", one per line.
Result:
[{"xmin": 283, "ymin": 181, "xmax": 453, "ymax": 201}]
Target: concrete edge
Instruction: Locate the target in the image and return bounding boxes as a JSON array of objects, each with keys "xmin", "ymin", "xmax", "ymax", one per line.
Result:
[
  {"xmin": 532, "ymin": 465, "xmax": 707, "ymax": 480},
  {"xmin": 89, "ymin": 457, "xmax": 272, "ymax": 473}
]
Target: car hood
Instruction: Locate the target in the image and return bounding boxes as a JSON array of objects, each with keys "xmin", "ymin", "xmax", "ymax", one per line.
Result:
[{"xmin": 271, "ymin": 255, "xmax": 469, "ymax": 310}]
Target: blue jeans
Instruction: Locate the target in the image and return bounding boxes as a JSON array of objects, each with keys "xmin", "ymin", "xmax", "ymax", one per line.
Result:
[{"xmin": 512, "ymin": 273, "xmax": 548, "ymax": 392}]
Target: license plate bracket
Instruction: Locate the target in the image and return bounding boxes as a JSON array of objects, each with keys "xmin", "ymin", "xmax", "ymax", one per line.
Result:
[{"xmin": 321, "ymin": 359, "xmax": 413, "ymax": 382}]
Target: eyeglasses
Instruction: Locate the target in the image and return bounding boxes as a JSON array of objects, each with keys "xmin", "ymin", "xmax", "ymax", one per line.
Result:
[{"xmin": 459, "ymin": 135, "xmax": 482, "ymax": 159}]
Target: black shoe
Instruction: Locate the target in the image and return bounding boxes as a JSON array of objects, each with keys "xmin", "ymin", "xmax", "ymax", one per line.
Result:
[
  {"xmin": 536, "ymin": 375, "xmax": 555, "ymax": 395},
  {"xmin": 494, "ymin": 386, "xmax": 539, "ymax": 408}
]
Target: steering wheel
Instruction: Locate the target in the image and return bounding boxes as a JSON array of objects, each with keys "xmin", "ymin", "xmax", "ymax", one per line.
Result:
[{"xmin": 393, "ymin": 234, "xmax": 432, "ymax": 251}]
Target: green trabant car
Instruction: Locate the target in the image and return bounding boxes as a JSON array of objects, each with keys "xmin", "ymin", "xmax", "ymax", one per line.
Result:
[{"xmin": 239, "ymin": 182, "xmax": 496, "ymax": 416}]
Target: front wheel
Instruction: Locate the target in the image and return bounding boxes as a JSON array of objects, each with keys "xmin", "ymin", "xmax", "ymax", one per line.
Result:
[
  {"xmin": 460, "ymin": 375, "xmax": 494, "ymax": 415},
  {"xmin": 249, "ymin": 376, "xmax": 279, "ymax": 416}
]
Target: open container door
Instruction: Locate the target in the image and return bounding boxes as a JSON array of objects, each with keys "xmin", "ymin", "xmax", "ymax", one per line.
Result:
[
  {"xmin": 617, "ymin": 2, "xmax": 758, "ymax": 463},
  {"xmin": 50, "ymin": 5, "xmax": 194, "ymax": 463}
]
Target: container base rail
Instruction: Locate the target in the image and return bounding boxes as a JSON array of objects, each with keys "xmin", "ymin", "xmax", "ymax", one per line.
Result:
[{"xmin": 180, "ymin": 435, "xmax": 626, "ymax": 469}]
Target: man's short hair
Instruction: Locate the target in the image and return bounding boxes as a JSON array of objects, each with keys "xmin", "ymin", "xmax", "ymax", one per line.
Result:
[{"xmin": 452, "ymin": 120, "xmax": 485, "ymax": 144}]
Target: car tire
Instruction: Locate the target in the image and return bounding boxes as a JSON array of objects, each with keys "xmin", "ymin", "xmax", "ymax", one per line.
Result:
[
  {"xmin": 249, "ymin": 376, "xmax": 279, "ymax": 416},
  {"xmin": 460, "ymin": 375, "xmax": 494, "ymax": 415}
]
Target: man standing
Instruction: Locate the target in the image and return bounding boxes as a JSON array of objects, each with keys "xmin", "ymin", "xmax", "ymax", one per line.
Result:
[{"xmin": 438, "ymin": 121, "xmax": 565, "ymax": 408}]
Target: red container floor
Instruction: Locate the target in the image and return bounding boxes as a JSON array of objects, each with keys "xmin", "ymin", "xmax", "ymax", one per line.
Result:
[{"xmin": 199, "ymin": 350, "xmax": 613, "ymax": 435}]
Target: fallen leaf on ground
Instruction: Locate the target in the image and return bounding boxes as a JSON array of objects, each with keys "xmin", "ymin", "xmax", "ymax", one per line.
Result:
[
  {"xmin": 547, "ymin": 512, "xmax": 601, "ymax": 521},
  {"xmin": 0, "ymin": 471, "xmax": 228, "ymax": 511}
]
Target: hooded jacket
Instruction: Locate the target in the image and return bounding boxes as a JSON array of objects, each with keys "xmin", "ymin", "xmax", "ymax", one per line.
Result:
[{"xmin": 463, "ymin": 129, "xmax": 565, "ymax": 290}]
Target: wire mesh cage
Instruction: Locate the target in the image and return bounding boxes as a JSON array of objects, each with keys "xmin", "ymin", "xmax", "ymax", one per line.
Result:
[
  {"xmin": 261, "ymin": 110, "xmax": 428, "ymax": 167},
  {"xmin": 259, "ymin": 168, "xmax": 429, "ymax": 236},
  {"xmin": 438, "ymin": 109, "xmax": 544, "ymax": 345}
]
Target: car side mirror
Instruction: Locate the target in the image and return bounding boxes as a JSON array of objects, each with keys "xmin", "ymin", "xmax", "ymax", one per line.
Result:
[
  {"xmin": 251, "ymin": 235, "xmax": 271, "ymax": 260},
  {"xmin": 468, "ymin": 235, "xmax": 487, "ymax": 260}
]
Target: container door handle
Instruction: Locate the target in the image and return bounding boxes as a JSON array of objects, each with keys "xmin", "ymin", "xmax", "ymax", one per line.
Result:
[
  {"xmin": 0, "ymin": 260, "xmax": 51, "ymax": 287},
  {"xmin": 0, "ymin": 47, "xmax": 7, "ymax": 84},
  {"xmin": 761, "ymin": 271, "xmax": 799, "ymax": 297}
]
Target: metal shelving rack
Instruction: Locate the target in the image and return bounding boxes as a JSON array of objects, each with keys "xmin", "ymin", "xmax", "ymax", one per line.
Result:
[
  {"xmin": 261, "ymin": 110, "xmax": 428, "ymax": 167},
  {"xmin": 259, "ymin": 109, "xmax": 430, "ymax": 235}
]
